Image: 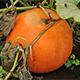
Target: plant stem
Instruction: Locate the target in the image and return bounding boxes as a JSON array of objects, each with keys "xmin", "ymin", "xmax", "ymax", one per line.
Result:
[
  {"xmin": 9, "ymin": 0, "xmax": 20, "ymax": 8},
  {"xmin": 19, "ymin": 0, "xmax": 27, "ymax": 7},
  {"xmin": 30, "ymin": 22, "xmax": 54, "ymax": 48},
  {"xmin": 8, "ymin": 37, "xmax": 28, "ymax": 51},
  {"xmin": 3, "ymin": 70, "xmax": 18, "ymax": 78},
  {"xmin": 10, "ymin": 0, "xmax": 14, "ymax": 7},
  {"xmin": 72, "ymin": 21, "xmax": 76, "ymax": 27},
  {"xmin": 0, "ymin": 5, "xmax": 51, "ymax": 12},
  {"xmin": 49, "ymin": 0, "xmax": 54, "ymax": 8},
  {"xmin": 29, "ymin": 6, "xmax": 61, "ymax": 52},
  {"xmin": 4, "ymin": 51, "xmax": 19, "ymax": 80},
  {"xmin": 41, "ymin": 0, "xmax": 48, "ymax": 6},
  {"xmin": 10, "ymin": 0, "xmax": 28, "ymax": 8},
  {"xmin": 19, "ymin": 48, "xmax": 26, "ymax": 67},
  {"xmin": 16, "ymin": 6, "xmax": 37, "ymax": 11},
  {"xmin": 0, "ymin": 6, "xmax": 37, "ymax": 12}
]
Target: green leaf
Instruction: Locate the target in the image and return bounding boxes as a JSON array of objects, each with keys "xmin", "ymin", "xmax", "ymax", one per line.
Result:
[
  {"xmin": 75, "ymin": 59, "xmax": 80, "ymax": 66},
  {"xmin": 25, "ymin": 0, "xmax": 35, "ymax": 2},
  {"xmin": 0, "ymin": 78, "xmax": 3, "ymax": 80},
  {"xmin": 71, "ymin": 66, "xmax": 75, "ymax": 70},
  {"xmin": 6, "ymin": 3, "xmax": 9, "ymax": 8},
  {"xmin": 72, "ymin": 60, "xmax": 76, "ymax": 64},
  {"xmin": 0, "ymin": 35, "xmax": 2, "ymax": 38},
  {"xmin": 56, "ymin": 0, "xmax": 80, "ymax": 22},
  {"xmin": 65, "ymin": 59, "xmax": 72, "ymax": 68},
  {"xmin": 73, "ymin": 0, "xmax": 80, "ymax": 5},
  {"xmin": 0, "ymin": 66, "xmax": 2, "ymax": 72},
  {"xmin": 50, "ymin": 0, "xmax": 55, "ymax": 7},
  {"xmin": 65, "ymin": 62, "xmax": 72, "ymax": 68},
  {"xmin": 0, "ymin": 46, "xmax": 3, "ymax": 51},
  {"xmin": 0, "ymin": 54, "xmax": 8, "ymax": 60},
  {"xmin": 70, "ymin": 54, "xmax": 76, "ymax": 59},
  {"xmin": 77, "ymin": 31, "xmax": 80, "ymax": 36},
  {"xmin": 0, "ymin": 66, "xmax": 3, "ymax": 77}
]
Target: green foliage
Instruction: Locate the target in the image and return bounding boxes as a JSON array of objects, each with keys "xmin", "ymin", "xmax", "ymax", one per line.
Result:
[
  {"xmin": 6, "ymin": 3, "xmax": 9, "ymax": 8},
  {"xmin": 49, "ymin": 0, "xmax": 54, "ymax": 7},
  {"xmin": 22, "ymin": 0, "xmax": 35, "ymax": 3},
  {"xmin": 26, "ymin": 0, "xmax": 35, "ymax": 2},
  {"xmin": 0, "ymin": 66, "xmax": 3, "ymax": 77},
  {"xmin": 56, "ymin": 0, "xmax": 80, "ymax": 22},
  {"xmin": 0, "ymin": 46, "xmax": 2, "ymax": 51},
  {"xmin": 65, "ymin": 54, "xmax": 80, "ymax": 70},
  {"xmin": 74, "ymin": 0, "xmax": 80, "ymax": 5},
  {"xmin": 65, "ymin": 59, "xmax": 72, "ymax": 68},
  {"xmin": 0, "ymin": 78, "xmax": 3, "ymax": 80},
  {"xmin": 0, "ymin": 35, "xmax": 3, "ymax": 51},
  {"xmin": 70, "ymin": 54, "xmax": 76, "ymax": 59},
  {"xmin": 77, "ymin": 31, "xmax": 80, "ymax": 36},
  {"xmin": 0, "ymin": 66, "xmax": 3, "ymax": 80},
  {"xmin": 0, "ymin": 35, "xmax": 2, "ymax": 38},
  {"xmin": 75, "ymin": 59, "xmax": 80, "ymax": 66},
  {"xmin": 0, "ymin": 35, "xmax": 2, "ymax": 41},
  {"xmin": 0, "ymin": 54, "xmax": 8, "ymax": 60}
]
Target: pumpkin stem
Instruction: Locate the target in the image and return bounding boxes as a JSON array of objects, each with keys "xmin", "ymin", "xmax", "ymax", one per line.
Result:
[
  {"xmin": 41, "ymin": 18, "xmax": 61, "ymax": 24},
  {"xmin": 39, "ymin": 5, "xmax": 61, "ymax": 24}
]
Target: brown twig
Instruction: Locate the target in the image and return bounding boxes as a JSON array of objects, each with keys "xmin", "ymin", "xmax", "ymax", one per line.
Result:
[{"xmin": 29, "ymin": 22, "xmax": 54, "ymax": 48}]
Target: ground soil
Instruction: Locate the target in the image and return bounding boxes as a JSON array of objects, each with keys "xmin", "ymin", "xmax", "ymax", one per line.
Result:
[{"xmin": 9, "ymin": 65, "xmax": 80, "ymax": 80}]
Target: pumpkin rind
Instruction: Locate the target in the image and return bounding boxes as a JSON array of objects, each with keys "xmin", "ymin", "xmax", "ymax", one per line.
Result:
[{"xmin": 6, "ymin": 8, "xmax": 73, "ymax": 73}]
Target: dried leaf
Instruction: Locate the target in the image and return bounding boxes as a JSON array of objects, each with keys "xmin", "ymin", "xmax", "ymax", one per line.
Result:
[
  {"xmin": 34, "ymin": 76, "xmax": 43, "ymax": 80},
  {"xmin": 18, "ymin": 47, "xmax": 29, "ymax": 69},
  {"xmin": 0, "ymin": 42, "xmax": 18, "ymax": 71},
  {"xmin": 18, "ymin": 67, "xmax": 32, "ymax": 80},
  {"xmin": 24, "ymin": 48, "xmax": 29, "ymax": 69},
  {"xmin": 17, "ymin": 46, "xmax": 32, "ymax": 80},
  {"xmin": 0, "ymin": 7, "xmax": 17, "ymax": 36}
]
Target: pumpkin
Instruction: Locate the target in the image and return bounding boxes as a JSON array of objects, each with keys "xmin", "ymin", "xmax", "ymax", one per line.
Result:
[{"xmin": 6, "ymin": 8, "xmax": 73, "ymax": 73}]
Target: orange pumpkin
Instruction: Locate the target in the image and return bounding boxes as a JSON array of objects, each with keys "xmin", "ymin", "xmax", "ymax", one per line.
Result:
[{"xmin": 6, "ymin": 8, "xmax": 73, "ymax": 73}]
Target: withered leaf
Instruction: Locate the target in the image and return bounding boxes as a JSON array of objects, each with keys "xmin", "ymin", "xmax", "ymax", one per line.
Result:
[
  {"xmin": 18, "ymin": 67, "xmax": 32, "ymax": 80},
  {"xmin": 33, "ymin": 76, "xmax": 43, "ymax": 80},
  {"xmin": 0, "ymin": 42, "xmax": 18, "ymax": 71},
  {"xmin": 18, "ymin": 47, "xmax": 29, "ymax": 70},
  {"xmin": 0, "ymin": 7, "xmax": 17, "ymax": 36}
]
